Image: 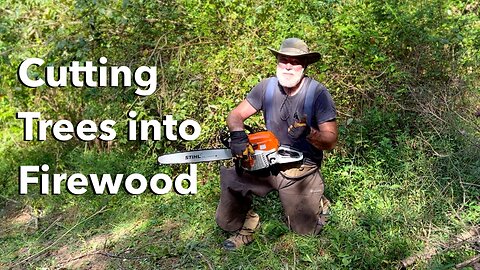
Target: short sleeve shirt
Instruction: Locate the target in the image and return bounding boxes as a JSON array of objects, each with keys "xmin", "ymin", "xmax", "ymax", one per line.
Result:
[{"xmin": 246, "ymin": 76, "xmax": 336, "ymax": 165}]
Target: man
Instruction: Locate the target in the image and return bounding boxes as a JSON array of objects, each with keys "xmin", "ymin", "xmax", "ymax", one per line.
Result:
[{"xmin": 216, "ymin": 38, "xmax": 338, "ymax": 250}]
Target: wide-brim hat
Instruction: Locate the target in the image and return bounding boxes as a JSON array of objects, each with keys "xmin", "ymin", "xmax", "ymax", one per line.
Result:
[{"xmin": 268, "ymin": 38, "xmax": 321, "ymax": 66}]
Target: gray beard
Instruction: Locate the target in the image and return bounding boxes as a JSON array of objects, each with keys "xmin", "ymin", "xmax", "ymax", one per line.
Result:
[{"xmin": 276, "ymin": 68, "xmax": 304, "ymax": 88}]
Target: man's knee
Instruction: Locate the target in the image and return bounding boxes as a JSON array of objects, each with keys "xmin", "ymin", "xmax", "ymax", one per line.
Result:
[
  {"xmin": 286, "ymin": 212, "xmax": 319, "ymax": 235},
  {"xmin": 282, "ymin": 194, "xmax": 322, "ymax": 235},
  {"xmin": 215, "ymin": 209, "xmax": 243, "ymax": 232}
]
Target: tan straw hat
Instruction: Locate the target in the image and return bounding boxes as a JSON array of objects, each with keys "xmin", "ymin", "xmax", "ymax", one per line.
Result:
[{"xmin": 268, "ymin": 38, "xmax": 321, "ymax": 65}]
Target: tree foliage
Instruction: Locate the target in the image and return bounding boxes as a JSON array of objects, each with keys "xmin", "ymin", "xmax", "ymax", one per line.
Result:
[{"xmin": 0, "ymin": 0, "xmax": 479, "ymax": 269}]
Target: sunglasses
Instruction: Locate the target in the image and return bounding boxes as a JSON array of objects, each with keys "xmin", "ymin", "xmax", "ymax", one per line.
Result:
[{"xmin": 277, "ymin": 56, "xmax": 305, "ymax": 70}]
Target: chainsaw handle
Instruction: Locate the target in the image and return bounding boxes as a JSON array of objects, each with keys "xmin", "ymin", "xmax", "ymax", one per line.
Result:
[{"xmin": 219, "ymin": 125, "xmax": 255, "ymax": 148}]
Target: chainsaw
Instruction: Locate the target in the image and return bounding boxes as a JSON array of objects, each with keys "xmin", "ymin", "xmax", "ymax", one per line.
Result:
[{"xmin": 157, "ymin": 130, "xmax": 303, "ymax": 172}]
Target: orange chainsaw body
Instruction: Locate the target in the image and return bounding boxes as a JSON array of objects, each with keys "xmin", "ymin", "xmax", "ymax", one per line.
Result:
[
  {"xmin": 242, "ymin": 131, "xmax": 279, "ymax": 169},
  {"xmin": 157, "ymin": 129, "xmax": 303, "ymax": 173},
  {"xmin": 247, "ymin": 130, "xmax": 279, "ymax": 151}
]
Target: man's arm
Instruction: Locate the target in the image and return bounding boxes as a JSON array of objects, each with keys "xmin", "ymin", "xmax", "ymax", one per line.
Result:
[
  {"xmin": 306, "ymin": 120, "xmax": 338, "ymax": 150},
  {"xmin": 226, "ymin": 100, "xmax": 258, "ymax": 131}
]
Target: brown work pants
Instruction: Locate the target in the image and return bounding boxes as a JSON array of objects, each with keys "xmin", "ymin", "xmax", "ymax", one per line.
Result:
[{"xmin": 215, "ymin": 164, "xmax": 325, "ymax": 235}]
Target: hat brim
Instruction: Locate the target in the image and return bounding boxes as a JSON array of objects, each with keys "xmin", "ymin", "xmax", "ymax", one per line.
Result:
[{"xmin": 268, "ymin": 48, "xmax": 321, "ymax": 65}]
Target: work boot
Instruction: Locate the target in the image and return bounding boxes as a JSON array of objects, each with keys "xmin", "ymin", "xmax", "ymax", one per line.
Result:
[
  {"xmin": 223, "ymin": 210, "xmax": 260, "ymax": 250},
  {"xmin": 315, "ymin": 196, "xmax": 331, "ymax": 234}
]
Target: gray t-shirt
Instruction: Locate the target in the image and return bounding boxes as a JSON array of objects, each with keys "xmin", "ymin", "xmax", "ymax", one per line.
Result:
[{"xmin": 246, "ymin": 76, "xmax": 336, "ymax": 165}]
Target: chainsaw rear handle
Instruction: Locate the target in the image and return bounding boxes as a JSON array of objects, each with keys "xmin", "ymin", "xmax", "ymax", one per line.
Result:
[{"xmin": 269, "ymin": 146, "xmax": 303, "ymax": 164}]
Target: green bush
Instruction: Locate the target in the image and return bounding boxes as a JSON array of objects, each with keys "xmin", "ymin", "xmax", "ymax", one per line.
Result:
[{"xmin": 0, "ymin": 0, "xmax": 478, "ymax": 269}]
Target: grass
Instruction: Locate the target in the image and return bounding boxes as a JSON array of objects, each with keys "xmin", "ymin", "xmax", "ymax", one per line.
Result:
[
  {"xmin": 1, "ymin": 0, "xmax": 478, "ymax": 268},
  {"xmin": 1, "ymin": 112, "xmax": 479, "ymax": 270}
]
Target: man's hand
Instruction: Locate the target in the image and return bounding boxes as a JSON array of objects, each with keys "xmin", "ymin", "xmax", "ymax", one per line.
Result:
[
  {"xmin": 306, "ymin": 121, "xmax": 338, "ymax": 150},
  {"xmin": 230, "ymin": 131, "xmax": 254, "ymax": 158},
  {"xmin": 288, "ymin": 114, "xmax": 310, "ymax": 140}
]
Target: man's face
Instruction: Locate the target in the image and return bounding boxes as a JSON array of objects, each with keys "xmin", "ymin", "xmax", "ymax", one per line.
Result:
[{"xmin": 276, "ymin": 55, "xmax": 305, "ymax": 88}]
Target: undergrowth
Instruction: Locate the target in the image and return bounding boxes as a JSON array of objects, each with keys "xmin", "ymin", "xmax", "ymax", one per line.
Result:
[
  {"xmin": 1, "ymin": 106, "xmax": 478, "ymax": 269},
  {"xmin": 1, "ymin": 0, "xmax": 479, "ymax": 269}
]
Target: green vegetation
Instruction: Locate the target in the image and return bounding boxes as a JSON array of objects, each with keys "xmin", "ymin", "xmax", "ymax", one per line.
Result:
[{"xmin": 1, "ymin": 0, "xmax": 479, "ymax": 269}]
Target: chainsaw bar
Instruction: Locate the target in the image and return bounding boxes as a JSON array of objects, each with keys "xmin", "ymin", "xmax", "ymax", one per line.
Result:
[{"xmin": 157, "ymin": 149, "xmax": 232, "ymax": 164}]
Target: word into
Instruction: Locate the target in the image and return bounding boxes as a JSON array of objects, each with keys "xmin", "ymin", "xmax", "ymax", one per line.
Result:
[
  {"xmin": 19, "ymin": 164, "xmax": 198, "ymax": 195},
  {"xmin": 127, "ymin": 111, "xmax": 201, "ymax": 141}
]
